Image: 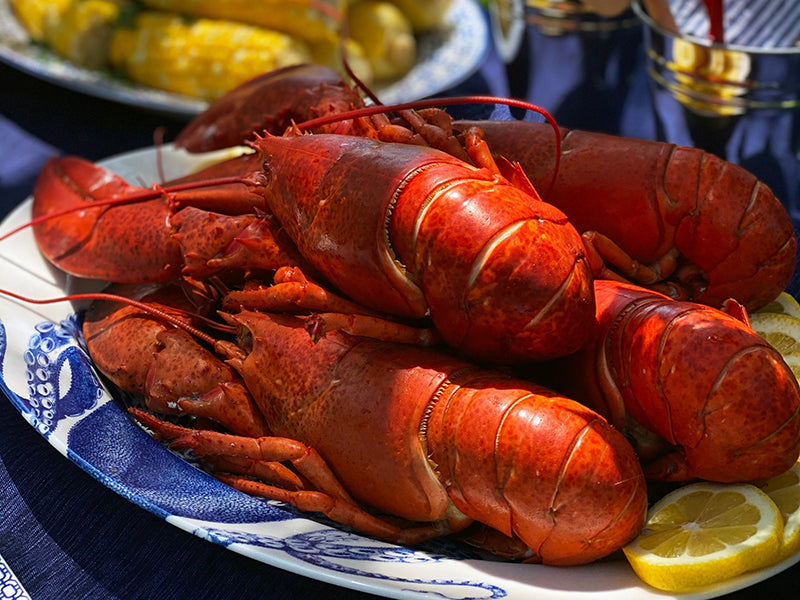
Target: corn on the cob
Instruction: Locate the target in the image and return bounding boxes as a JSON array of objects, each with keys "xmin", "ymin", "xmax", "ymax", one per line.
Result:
[
  {"xmin": 136, "ymin": 0, "xmax": 344, "ymax": 44},
  {"xmin": 8, "ymin": 0, "xmax": 74, "ymax": 41},
  {"xmin": 43, "ymin": 0, "xmax": 130, "ymax": 69},
  {"xmin": 346, "ymin": 0, "xmax": 415, "ymax": 81},
  {"xmin": 109, "ymin": 11, "xmax": 312, "ymax": 100}
]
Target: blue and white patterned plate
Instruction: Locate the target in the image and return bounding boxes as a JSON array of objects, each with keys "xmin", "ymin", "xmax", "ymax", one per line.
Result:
[
  {"xmin": 1, "ymin": 146, "xmax": 799, "ymax": 600},
  {"xmin": 0, "ymin": 0, "xmax": 489, "ymax": 119},
  {"xmin": 0, "ymin": 552, "xmax": 32, "ymax": 600}
]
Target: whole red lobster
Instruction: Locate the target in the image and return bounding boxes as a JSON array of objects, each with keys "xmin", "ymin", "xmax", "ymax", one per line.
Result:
[
  {"xmin": 28, "ymin": 123, "xmax": 595, "ymax": 364},
  {"xmin": 549, "ymin": 279, "xmax": 800, "ymax": 483},
  {"xmin": 174, "ymin": 63, "xmax": 796, "ymax": 313},
  {"xmin": 77, "ymin": 282, "xmax": 647, "ymax": 567}
]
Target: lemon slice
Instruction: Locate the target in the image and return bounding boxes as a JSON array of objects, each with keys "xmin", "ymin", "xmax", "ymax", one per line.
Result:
[
  {"xmin": 623, "ymin": 482, "xmax": 782, "ymax": 592},
  {"xmin": 780, "ymin": 353, "xmax": 800, "ymax": 382},
  {"xmin": 756, "ymin": 292, "xmax": 800, "ymax": 319},
  {"xmin": 758, "ymin": 461, "xmax": 800, "ymax": 562},
  {"xmin": 749, "ymin": 312, "xmax": 800, "ymax": 355}
]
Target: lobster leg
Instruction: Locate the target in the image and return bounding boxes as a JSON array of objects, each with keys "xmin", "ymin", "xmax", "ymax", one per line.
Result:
[
  {"xmin": 221, "ymin": 475, "xmax": 469, "ymax": 546},
  {"xmin": 303, "ymin": 313, "xmax": 441, "ymax": 346},
  {"xmin": 581, "ymin": 231, "xmax": 681, "ymax": 288},
  {"xmin": 221, "ymin": 266, "xmax": 377, "ymax": 315},
  {"xmin": 132, "ymin": 409, "xmax": 472, "ymax": 545}
]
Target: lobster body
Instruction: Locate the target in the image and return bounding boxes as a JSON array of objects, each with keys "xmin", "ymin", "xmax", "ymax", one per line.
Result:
[
  {"xmin": 30, "ymin": 133, "xmax": 595, "ymax": 363},
  {"xmin": 459, "ymin": 120, "xmax": 797, "ymax": 312},
  {"xmin": 553, "ymin": 280, "xmax": 800, "ymax": 482},
  {"xmin": 224, "ymin": 310, "xmax": 647, "ymax": 566},
  {"xmin": 78, "ymin": 285, "xmax": 647, "ymax": 566},
  {"xmin": 250, "ymin": 133, "xmax": 595, "ymax": 362}
]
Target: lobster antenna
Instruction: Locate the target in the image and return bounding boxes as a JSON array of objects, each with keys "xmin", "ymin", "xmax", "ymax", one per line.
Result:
[
  {"xmin": 292, "ymin": 0, "xmax": 381, "ymax": 105},
  {"xmin": 313, "ymin": 0, "xmax": 383, "ymax": 106},
  {"xmin": 152, "ymin": 125, "xmax": 168, "ymax": 184},
  {"xmin": 0, "ymin": 174, "xmax": 250, "ymax": 244},
  {"xmin": 0, "ymin": 289, "xmax": 233, "ymax": 345}
]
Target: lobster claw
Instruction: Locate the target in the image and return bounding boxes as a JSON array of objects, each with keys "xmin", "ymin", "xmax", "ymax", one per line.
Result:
[{"xmin": 31, "ymin": 156, "xmax": 184, "ymax": 282}]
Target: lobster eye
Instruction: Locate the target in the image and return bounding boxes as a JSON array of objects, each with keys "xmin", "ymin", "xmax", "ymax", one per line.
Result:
[{"xmin": 259, "ymin": 159, "xmax": 273, "ymax": 185}]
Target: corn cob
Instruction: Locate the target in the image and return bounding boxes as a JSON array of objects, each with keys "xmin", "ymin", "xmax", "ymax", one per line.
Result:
[
  {"xmin": 136, "ymin": 0, "xmax": 344, "ymax": 44},
  {"xmin": 8, "ymin": 0, "xmax": 74, "ymax": 41},
  {"xmin": 109, "ymin": 11, "xmax": 312, "ymax": 100},
  {"xmin": 43, "ymin": 0, "xmax": 130, "ymax": 69},
  {"xmin": 346, "ymin": 0, "xmax": 415, "ymax": 81}
]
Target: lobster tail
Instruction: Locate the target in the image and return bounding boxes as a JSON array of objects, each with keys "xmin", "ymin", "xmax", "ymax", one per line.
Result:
[
  {"xmin": 668, "ymin": 149, "xmax": 797, "ymax": 310},
  {"xmin": 559, "ymin": 280, "xmax": 800, "ymax": 483},
  {"xmin": 426, "ymin": 374, "xmax": 647, "ymax": 566},
  {"xmin": 388, "ymin": 162, "xmax": 595, "ymax": 363}
]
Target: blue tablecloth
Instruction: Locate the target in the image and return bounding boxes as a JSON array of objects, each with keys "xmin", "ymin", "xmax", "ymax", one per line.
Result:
[{"xmin": 1, "ymin": 11, "xmax": 799, "ymax": 599}]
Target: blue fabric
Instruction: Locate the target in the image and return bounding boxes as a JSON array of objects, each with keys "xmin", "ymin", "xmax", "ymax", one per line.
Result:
[{"xmin": 2, "ymin": 15, "xmax": 800, "ymax": 599}]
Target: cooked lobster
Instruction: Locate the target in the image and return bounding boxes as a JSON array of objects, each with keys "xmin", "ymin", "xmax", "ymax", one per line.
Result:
[
  {"xmin": 78, "ymin": 281, "xmax": 647, "ymax": 567},
  {"xmin": 174, "ymin": 63, "xmax": 796, "ymax": 313}
]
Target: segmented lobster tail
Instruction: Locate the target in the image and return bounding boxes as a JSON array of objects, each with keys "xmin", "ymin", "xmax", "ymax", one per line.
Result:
[
  {"xmin": 556, "ymin": 280, "xmax": 800, "ymax": 482},
  {"xmin": 667, "ymin": 148, "xmax": 797, "ymax": 310},
  {"xmin": 425, "ymin": 372, "xmax": 648, "ymax": 566}
]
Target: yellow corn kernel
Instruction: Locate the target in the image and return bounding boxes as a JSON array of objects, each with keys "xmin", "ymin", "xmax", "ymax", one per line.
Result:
[
  {"xmin": 109, "ymin": 12, "xmax": 312, "ymax": 100},
  {"xmin": 8, "ymin": 0, "xmax": 74, "ymax": 41}
]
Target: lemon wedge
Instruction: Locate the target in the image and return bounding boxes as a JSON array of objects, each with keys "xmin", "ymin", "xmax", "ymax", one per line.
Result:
[
  {"xmin": 623, "ymin": 482, "xmax": 782, "ymax": 592},
  {"xmin": 756, "ymin": 292, "xmax": 800, "ymax": 319},
  {"xmin": 749, "ymin": 312, "xmax": 800, "ymax": 355},
  {"xmin": 758, "ymin": 461, "xmax": 800, "ymax": 562},
  {"xmin": 779, "ymin": 353, "xmax": 800, "ymax": 382}
]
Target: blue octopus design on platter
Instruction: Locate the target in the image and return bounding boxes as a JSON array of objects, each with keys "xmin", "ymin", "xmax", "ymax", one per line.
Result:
[
  {"xmin": 12, "ymin": 314, "xmax": 102, "ymax": 437},
  {"xmin": 199, "ymin": 527, "xmax": 506, "ymax": 599}
]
